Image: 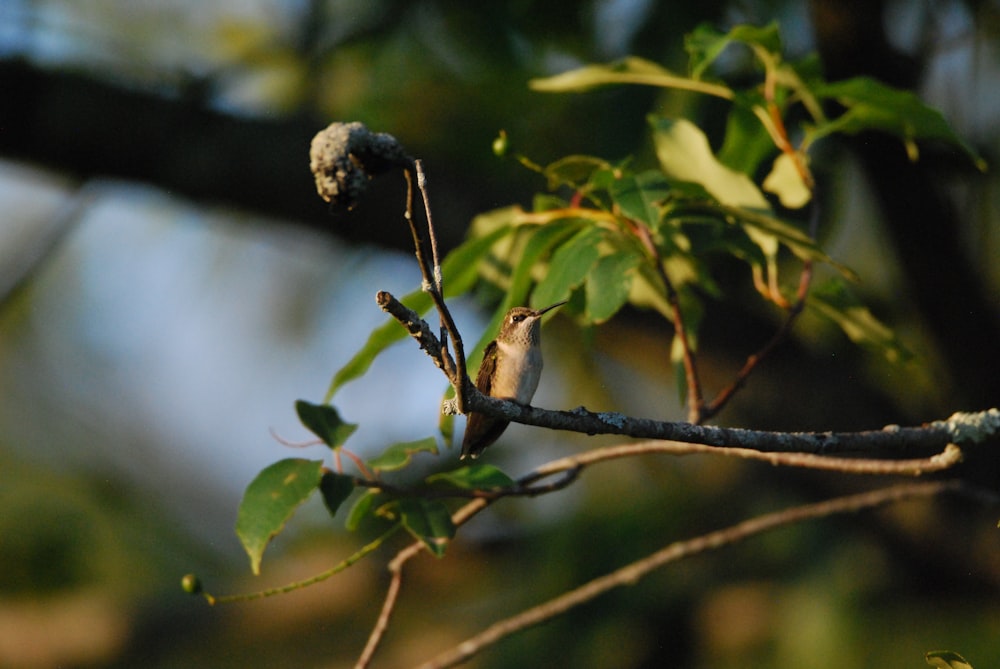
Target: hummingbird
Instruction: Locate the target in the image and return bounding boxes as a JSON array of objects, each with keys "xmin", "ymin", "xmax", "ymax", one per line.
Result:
[{"xmin": 461, "ymin": 301, "xmax": 567, "ymax": 459}]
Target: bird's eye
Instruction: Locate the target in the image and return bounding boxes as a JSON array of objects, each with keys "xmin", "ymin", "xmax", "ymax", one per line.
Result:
[{"xmin": 512, "ymin": 315, "xmax": 525, "ymax": 323}]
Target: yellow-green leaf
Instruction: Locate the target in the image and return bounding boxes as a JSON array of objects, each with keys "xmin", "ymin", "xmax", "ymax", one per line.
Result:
[
  {"xmin": 925, "ymin": 650, "xmax": 973, "ymax": 669},
  {"xmin": 762, "ymin": 152, "xmax": 812, "ymax": 209},
  {"xmin": 427, "ymin": 463, "xmax": 515, "ymax": 489},
  {"xmin": 808, "ymin": 279, "xmax": 912, "ymax": 363},
  {"xmin": 651, "ymin": 116, "xmax": 770, "ymax": 210},
  {"xmin": 529, "ymin": 56, "xmax": 733, "ymax": 101},
  {"xmin": 366, "ymin": 437, "xmax": 438, "ymax": 473}
]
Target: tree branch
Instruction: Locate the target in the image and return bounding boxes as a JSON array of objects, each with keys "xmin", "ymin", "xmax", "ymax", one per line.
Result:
[
  {"xmin": 626, "ymin": 217, "xmax": 705, "ymax": 423},
  {"xmin": 378, "ymin": 285, "xmax": 999, "ymax": 455},
  {"xmin": 414, "ymin": 480, "xmax": 977, "ymax": 669},
  {"xmin": 348, "ymin": 429, "xmax": 978, "ymax": 667},
  {"xmin": 353, "ymin": 564, "xmax": 403, "ymax": 669},
  {"xmin": 459, "ymin": 386, "xmax": 994, "ymax": 456}
]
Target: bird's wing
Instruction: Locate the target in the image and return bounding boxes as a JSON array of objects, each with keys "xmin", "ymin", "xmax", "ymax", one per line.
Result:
[{"xmin": 475, "ymin": 339, "xmax": 498, "ymax": 396}]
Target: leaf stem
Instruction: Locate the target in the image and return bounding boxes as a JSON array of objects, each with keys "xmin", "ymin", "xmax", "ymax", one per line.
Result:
[{"xmin": 204, "ymin": 525, "xmax": 401, "ymax": 605}]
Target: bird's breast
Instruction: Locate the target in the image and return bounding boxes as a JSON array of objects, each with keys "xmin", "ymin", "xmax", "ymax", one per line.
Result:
[{"xmin": 491, "ymin": 340, "xmax": 543, "ymax": 404}]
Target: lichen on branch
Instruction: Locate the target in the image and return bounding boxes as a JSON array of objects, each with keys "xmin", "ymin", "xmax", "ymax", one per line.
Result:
[{"xmin": 309, "ymin": 121, "xmax": 413, "ymax": 209}]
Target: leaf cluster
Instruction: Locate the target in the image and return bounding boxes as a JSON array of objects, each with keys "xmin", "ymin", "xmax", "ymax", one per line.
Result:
[{"xmin": 235, "ymin": 401, "xmax": 518, "ymax": 571}]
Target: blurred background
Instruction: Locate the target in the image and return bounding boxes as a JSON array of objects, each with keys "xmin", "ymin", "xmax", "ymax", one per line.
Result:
[{"xmin": 1, "ymin": 1, "xmax": 998, "ymax": 667}]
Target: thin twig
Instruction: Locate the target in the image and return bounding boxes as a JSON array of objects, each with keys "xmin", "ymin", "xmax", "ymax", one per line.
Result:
[
  {"xmin": 414, "ymin": 160, "xmax": 443, "ymax": 293},
  {"xmin": 618, "ymin": 217, "xmax": 704, "ymax": 423},
  {"xmin": 354, "ymin": 566, "xmax": 404, "ymax": 669},
  {"xmin": 401, "ymin": 165, "xmax": 470, "ymax": 410},
  {"xmin": 354, "ymin": 497, "xmax": 492, "ymax": 667},
  {"xmin": 402, "ymin": 166, "xmax": 434, "ymax": 288},
  {"xmin": 701, "ymin": 296, "xmax": 805, "ymax": 420},
  {"xmin": 349, "ymin": 441, "xmax": 960, "ymax": 509},
  {"xmin": 701, "ymin": 159, "xmax": 820, "ymax": 421},
  {"xmin": 204, "ymin": 525, "xmax": 401, "ymax": 606},
  {"xmin": 529, "ymin": 440, "xmax": 964, "ymax": 479},
  {"xmin": 413, "ymin": 480, "xmax": 968, "ymax": 669}
]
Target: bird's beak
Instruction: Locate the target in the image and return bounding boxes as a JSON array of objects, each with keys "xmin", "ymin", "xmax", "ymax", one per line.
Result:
[{"xmin": 534, "ymin": 300, "xmax": 568, "ymax": 317}]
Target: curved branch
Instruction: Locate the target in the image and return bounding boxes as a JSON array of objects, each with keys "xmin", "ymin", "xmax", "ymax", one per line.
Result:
[
  {"xmin": 414, "ymin": 480, "xmax": 973, "ymax": 669},
  {"xmin": 703, "ymin": 200, "xmax": 821, "ymax": 421},
  {"xmin": 529, "ymin": 440, "xmax": 964, "ymax": 478},
  {"xmin": 626, "ymin": 217, "xmax": 704, "ymax": 423}
]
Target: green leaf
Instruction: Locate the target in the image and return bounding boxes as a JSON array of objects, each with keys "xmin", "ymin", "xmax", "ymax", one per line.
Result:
[
  {"xmin": 586, "ymin": 251, "xmax": 640, "ymax": 323},
  {"xmin": 236, "ymin": 458, "xmax": 324, "ymax": 574},
  {"xmin": 685, "ymin": 22, "xmax": 782, "ymax": 80},
  {"xmin": 711, "ymin": 204, "xmax": 853, "ymax": 276},
  {"xmin": 345, "ymin": 489, "xmax": 383, "ymax": 531},
  {"xmin": 319, "ymin": 472, "xmax": 355, "ymax": 518},
  {"xmin": 379, "ymin": 498, "xmax": 455, "ymax": 557},
  {"xmin": 529, "ymin": 56, "xmax": 734, "ymax": 100},
  {"xmin": 324, "ymin": 224, "xmax": 514, "ymax": 401},
  {"xmin": 610, "ymin": 170, "xmax": 672, "ymax": 227},
  {"xmin": 532, "ymin": 227, "xmax": 603, "ymax": 308},
  {"xmin": 807, "ymin": 278, "xmax": 912, "ymax": 363},
  {"xmin": 650, "ymin": 116, "xmax": 770, "ymax": 210},
  {"xmin": 629, "ymin": 261, "xmax": 674, "ymax": 320},
  {"xmin": 812, "ymin": 77, "xmax": 987, "ymax": 171},
  {"xmin": 295, "ymin": 400, "xmax": 358, "ymax": 449},
  {"xmin": 427, "ymin": 463, "xmax": 516, "ymax": 489},
  {"xmin": 718, "ymin": 99, "xmax": 777, "ymax": 175},
  {"xmin": 505, "ymin": 218, "xmax": 585, "ymax": 309},
  {"xmin": 543, "ymin": 155, "xmax": 612, "ymax": 190},
  {"xmin": 366, "ymin": 437, "xmax": 438, "ymax": 473},
  {"xmin": 679, "ymin": 215, "xmax": 761, "ymax": 265},
  {"xmin": 925, "ymin": 650, "xmax": 974, "ymax": 669}
]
